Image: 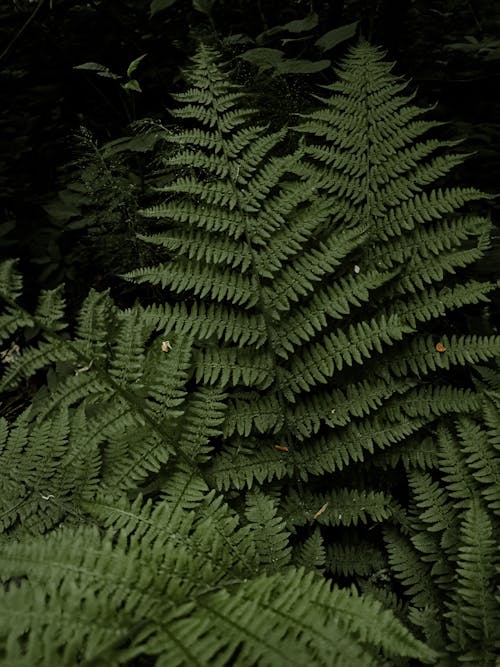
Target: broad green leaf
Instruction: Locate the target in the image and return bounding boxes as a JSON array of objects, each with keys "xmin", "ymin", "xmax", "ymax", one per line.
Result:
[
  {"xmin": 127, "ymin": 54, "xmax": 147, "ymax": 79},
  {"xmin": 276, "ymin": 58, "xmax": 330, "ymax": 75},
  {"xmin": 73, "ymin": 62, "xmax": 121, "ymax": 79},
  {"xmin": 121, "ymin": 79, "xmax": 142, "ymax": 93},
  {"xmin": 315, "ymin": 21, "xmax": 359, "ymax": 52},
  {"xmin": 281, "ymin": 36, "xmax": 313, "ymax": 45},
  {"xmin": 239, "ymin": 48, "xmax": 284, "ymax": 71},
  {"xmin": 282, "ymin": 13, "xmax": 318, "ymax": 33},
  {"xmin": 222, "ymin": 33, "xmax": 254, "ymax": 46},
  {"xmin": 256, "ymin": 14, "xmax": 318, "ymax": 43},
  {"xmin": 192, "ymin": 0, "xmax": 215, "ymax": 15},
  {"xmin": 103, "ymin": 134, "xmax": 160, "ymax": 157},
  {"xmin": 150, "ymin": 0, "xmax": 179, "ymax": 16}
]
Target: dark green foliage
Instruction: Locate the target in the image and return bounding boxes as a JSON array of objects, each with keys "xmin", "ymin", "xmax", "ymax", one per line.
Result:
[
  {"xmin": 124, "ymin": 42, "xmax": 499, "ymax": 542},
  {"xmin": 0, "ymin": 257, "xmax": 436, "ymax": 664},
  {"xmin": 0, "ymin": 260, "xmax": 228, "ymax": 538},
  {"xmin": 0, "ymin": 414, "xmax": 435, "ymax": 665},
  {"xmin": 39, "ymin": 124, "xmax": 167, "ymax": 289},
  {"xmin": 382, "ymin": 396, "xmax": 500, "ymax": 663},
  {"xmin": 3, "ymin": 255, "xmax": 413, "ymax": 662},
  {"xmin": 1, "ymin": 34, "xmax": 499, "ymax": 666}
]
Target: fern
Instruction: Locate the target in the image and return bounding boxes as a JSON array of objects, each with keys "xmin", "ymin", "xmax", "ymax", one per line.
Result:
[
  {"xmin": 1, "ymin": 39, "xmax": 498, "ymax": 666},
  {"xmin": 0, "ymin": 407, "xmax": 99, "ymax": 538},
  {"xmin": 0, "ymin": 469, "xmax": 435, "ymax": 666},
  {"xmin": 383, "ymin": 390, "xmax": 500, "ymax": 662},
  {"xmin": 281, "ymin": 487, "xmax": 395, "ymax": 529},
  {"xmin": 125, "ymin": 42, "xmax": 500, "ymax": 664},
  {"xmin": 0, "ymin": 263, "xmax": 228, "ymax": 537},
  {"xmin": 120, "ymin": 42, "xmax": 500, "ymax": 531}
]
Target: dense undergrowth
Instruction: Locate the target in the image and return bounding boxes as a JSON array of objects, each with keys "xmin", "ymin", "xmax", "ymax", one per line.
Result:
[{"xmin": 0, "ymin": 34, "xmax": 499, "ymax": 666}]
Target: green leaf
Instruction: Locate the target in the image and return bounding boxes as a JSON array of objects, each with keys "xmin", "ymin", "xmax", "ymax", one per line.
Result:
[
  {"xmin": 121, "ymin": 79, "xmax": 142, "ymax": 93},
  {"xmin": 127, "ymin": 54, "xmax": 147, "ymax": 79},
  {"xmin": 150, "ymin": 0, "xmax": 178, "ymax": 16},
  {"xmin": 73, "ymin": 62, "xmax": 121, "ymax": 80},
  {"xmin": 282, "ymin": 13, "xmax": 318, "ymax": 33},
  {"xmin": 256, "ymin": 13, "xmax": 318, "ymax": 43},
  {"xmin": 276, "ymin": 58, "xmax": 330, "ymax": 74},
  {"xmin": 192, "ymin": 0, "xmax": 215, "ymax": 15},
  {"xmin": 239, "ymin": 48, "xmax": 285, "ymax": 71},
  {"xmin": 43, "ymin": 198, "xmax": 80, "ymax": 223},
  {"xmin": 103, "ymin": 134, "xmax": 160, "ymax": 157},
  {"xmin": 315, "ymin": 21, "xmax": 359, "ymax": 52}
]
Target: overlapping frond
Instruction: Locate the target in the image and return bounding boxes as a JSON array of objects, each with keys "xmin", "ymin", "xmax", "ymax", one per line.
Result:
[
  {"xmin": 117, "ymin": 43, "xmax": 500, "ymax": 523},
  {"xmin": 0, "ymin": 39, "xmax": 498, "ymax": 667},
  {"xmin": 383, "ymin": 393, "xmax": 500, "ymax": 660},
  {"xmin": 0, "ymin": 274, "xmax": 228, "ymax": 536},
  {"xmin": 0, "ymin": 471, "xmax": 435, "ymax": 666},
  {"xmin": 0, "ymin": 407, "xmax": 99, "ymax": 538}
]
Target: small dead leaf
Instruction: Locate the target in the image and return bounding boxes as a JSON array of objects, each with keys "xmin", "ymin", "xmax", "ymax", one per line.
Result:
[{"xmin": 312, "ymin": 502, "xmax": 328, "ymax": 521}]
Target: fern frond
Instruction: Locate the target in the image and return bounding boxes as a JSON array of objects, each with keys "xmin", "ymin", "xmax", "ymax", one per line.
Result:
[
  {"xmin": 207, "ymin": 413, "xmax": 431, "ymax": 490},
  {"xmin": 293, "ymin": 528, "xmax": 326, "ymax": 572},
  {"xmin": 382, "ymin": 385, "xmax": 481, "ymax": 423},
  {"xmin": 0, "ymin": 259, "xmax": 23, "ymax": 301},
  {"xmin": 33, "ymin": 286, "xmax": 67, "ymax": 333},
  {"xmin": 443, "ymin": 413, "xmax": 500, "ymax": 516},
  {"xmin": 389, "ymin": 281, "xmax": 495, "ymax": 329},
  {"xmin": 193, "ymin": 345, "xmax": 274, "ymax": 388},
  {"xmin": 222, "ymin": 390, "xmax": 284, "ymax": 437},
  {"xmin": 0, "ymin": 408, "xmax": 100, "ymax": 537},
  {"xmin": 445, "ymin": 498, "xmax": 500, "ymax": 658},
  {"xmin": 138, "ymin": 301, "xmax": 268, "ymax": 347},
  {"xmin": 125, "ymin": 260, "xmax": 259, "ymax": 307},
  {"xmin": 384, "ymin": 526, "xmax": 440, "ymax": 609},
  {"xmin": 373, "ymin": 434, "xmax": 439, "ymax": 471},
  {"xmin": 283, "ymin": 314, "xmax": 413, "ymax": 396},
  {"xmin": 0, "ymin": 280, "xmax": 228, "ymax": 535},
  {"xmin": 175, "ymin": 387, "xmax": 227, "ymax": 463},
  {"xmin": 286, "ymin": 375, "xmax": 415, "ymax": 439},
  {"xmin": 407, "ymin": 470, "xmax": 459, "ymax": 545},
  {"xmin": 384, "ymin": 334, "xmax": 500, "ymax": 379},
  {"xmin": 437, "ymin": 423, "xmax": 483, "ymax": 509},
  {"xmin": 383, "ymin": 384, "xmax": 500, "ymax": 661},
  {"xmin": 272, "ymin": 268, "xmax": 393, "ymax": 357},
  {"xmin": 0, "ymin": 478, "xmax": 435, "ymax": 666}
]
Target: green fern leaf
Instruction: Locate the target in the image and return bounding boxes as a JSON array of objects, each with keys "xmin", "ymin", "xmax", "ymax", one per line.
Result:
[
  {"xmin": 445, "ymin": 498, "xmax": 500, "ymax": 656},
  {"xmin": 0, "ymin": 478, "xmax": 436, "ymax": 666}
]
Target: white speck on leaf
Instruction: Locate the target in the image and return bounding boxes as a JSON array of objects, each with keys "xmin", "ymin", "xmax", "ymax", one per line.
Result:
[{"xmin": 75, "ymin": 359, "xmax": 93, "ymax": 375}]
